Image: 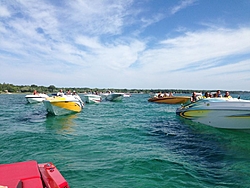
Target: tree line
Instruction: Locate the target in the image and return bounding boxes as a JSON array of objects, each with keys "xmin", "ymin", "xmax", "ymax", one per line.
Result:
[{"xmin": 0, "ymin": 82, "xmax": 248, "ymax": 94}]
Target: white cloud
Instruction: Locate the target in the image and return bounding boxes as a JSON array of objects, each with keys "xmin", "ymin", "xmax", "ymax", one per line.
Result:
[
  {"xmin": 170, "ymin": 0, "xmax": 197, "ymax": 15},
  {"xmin": 0, "ymin": 6, "xmax": 11, "ymax": 17},
  {"xmin": 138, "ymin": 27, "xmax": 250, "ymax": 73},
  {"xmin": 0, "ymin": 0, "xmax": 250, "ymax": 90},
  {"xmin": 75, "ymin": 36, "xmax": 102, "ymax": 49},
  {"xmin": 62, "ymin": 0, "xmax": 133, "ymax": 35}
]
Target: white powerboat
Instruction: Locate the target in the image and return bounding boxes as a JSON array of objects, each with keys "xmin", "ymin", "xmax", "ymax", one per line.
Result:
[
  {"xmin": 102, "ymin": 92, "xmax": 124, "ymax": 102},
  {"xmin": 176, "ymin": 97, "xmax": 250, "ymax": 129},
  {"xmin": 84, "ymin": 94, "xmax": 102, "ymax": 104},
  {"xmin": 43, "ymin": 94, "xmax": 84, "ymax": 116},
  {"xmin": 25, "ymin": 93, "xmax": 49, "ymax": 103},
  {"xmin": 123, "ymin": 93, "xmax": 131, "ymax": 97}
]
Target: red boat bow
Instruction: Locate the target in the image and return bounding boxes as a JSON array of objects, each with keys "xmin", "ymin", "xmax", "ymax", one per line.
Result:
[{"xmin": 0, "ymin": 160, "xmax": 69, "ymax": 188}]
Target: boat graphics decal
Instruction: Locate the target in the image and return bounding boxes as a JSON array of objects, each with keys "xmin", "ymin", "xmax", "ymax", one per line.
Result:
[
  {"xmin": 178, "ymin": 110, "xmax": 210, "ymax": 119},
  {"xmin": 51, "ymin": 101, "xmax": 82, "ymax": 112},
  {"xmin": 178, "ymin": 110, "xmax": 250, "ymax": 119}
]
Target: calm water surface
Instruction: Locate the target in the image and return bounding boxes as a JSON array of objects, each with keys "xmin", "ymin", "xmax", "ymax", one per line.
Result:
[{"xmin": 0, "ymin": 93, "xmax": 250, "ymax": 188}]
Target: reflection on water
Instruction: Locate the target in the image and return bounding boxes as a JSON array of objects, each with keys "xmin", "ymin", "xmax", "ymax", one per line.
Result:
[{"xmin": 45, "ymin": 114, "xmax": 78, "ymax": 134}]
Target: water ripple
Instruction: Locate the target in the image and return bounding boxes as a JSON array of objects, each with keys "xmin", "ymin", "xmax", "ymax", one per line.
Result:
[{"xmin": 1, "ymin": 94, "xmax": 250, "ymax": 187}]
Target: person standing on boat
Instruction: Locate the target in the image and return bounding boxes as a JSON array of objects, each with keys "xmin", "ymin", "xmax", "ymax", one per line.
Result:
[
  {"xmin": 66, "ymin": 90, "xmax": 71, "ymax": 95},
  {"xmin": 158, "ymin": 92, "xmax": 163, "ymax": 98},
  {"xmin": 57, "ymin": 89, "xmax": 64, "ymax": 97},
  {"xmin": 72, "ymin": 90, "xmax": 78, "ymax": 95},
  {"xmin": 33, "ymin": 90, "xmax": 39, "ymax": 95},
  {"xmin": 163, "ymin": 92, "xmax": 169, "ymax": 97},
  {"xmin": 191, "ymin": 92, "xmax": 199, "ymax": 102}
]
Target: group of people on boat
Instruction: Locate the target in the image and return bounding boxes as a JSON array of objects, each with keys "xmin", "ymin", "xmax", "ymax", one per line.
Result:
[
  {"xmin": 191, "ymin": 90, "xmax": 232, "ymax": 103},
  {"xmin": 57, "ymin": 89, "xmax": 78, "ymax": 96},
  {"xmin": 33, "ymin": 90, "xmax": 47, "ymax": 96},
  {"xmin": 157, "ymin": 92, "xmax": 173, "ymax": 98}
]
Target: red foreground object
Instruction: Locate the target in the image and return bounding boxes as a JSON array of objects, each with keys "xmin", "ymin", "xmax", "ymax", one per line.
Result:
[{"xmin": 0, "ymin": 160, "xmax": 69, "ymax": 188}]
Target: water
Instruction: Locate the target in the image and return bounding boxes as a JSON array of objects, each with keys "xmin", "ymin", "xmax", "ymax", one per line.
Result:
[{"xmin": 0, "ymin": 93, "xmax": 250, "ymax": 187}]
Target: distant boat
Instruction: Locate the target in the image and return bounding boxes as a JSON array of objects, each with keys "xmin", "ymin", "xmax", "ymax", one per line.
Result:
[
  {"xmin": 4, "ymin": 90, "xmax": 12, "ymax": 94},
  {"xmin": 148, "ymin": 95, "xmax": 190, "ymax": 104},
  {"xmin": 84, "ymin": 94, "xmax": 102, "ymax": 103},
  {"xmin": 101, "ymin": 92, "xmax": 124, "ymax": 102},
  {"xmin": 123, "ymin": 93, "xmax": 131, "ymax": 97}
]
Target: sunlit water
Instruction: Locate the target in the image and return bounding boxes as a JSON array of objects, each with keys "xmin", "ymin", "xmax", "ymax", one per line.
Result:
[{"xmin": 0, "ymin": 93, "xmax": 250, "ymax": 188}]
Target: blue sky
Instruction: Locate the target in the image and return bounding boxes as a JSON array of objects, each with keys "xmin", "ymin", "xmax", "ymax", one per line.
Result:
[{"xmin": 1, "ymin": 0, "xmax": 250, "ymax": 91}]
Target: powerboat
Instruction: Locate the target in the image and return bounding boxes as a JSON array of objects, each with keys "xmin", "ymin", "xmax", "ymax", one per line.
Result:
[
  {"xmin": 148, "ymin": 96, "xmax": 190, "ymax": 104},
  {"xmin": 4, "ymin": 90, "xmax": 12, "ymax": 94},
  {"xmin": 102, "ymin": 92, "xmax": 124, "ymax": 102},
  {"xmin": 0, "ymin": 160, "xmax": 69, "ymax": 188},
  {"xmin": 43, "ymin": 94, "xmax": 84, "ymax": 116},
  {"xmin": 176, "ymin": 97, "xmax": 250, "ymax": 129},
  {"xmin": 123, "ymin": 93, "xmax": 131, "ymax": 97},
  {"xmin": 25, "ymin": 93, "xmax": 49, "ymax": 103},
  {"xmin": 84, "ymin": 94, "xmax": 102, "ymax": 104}
]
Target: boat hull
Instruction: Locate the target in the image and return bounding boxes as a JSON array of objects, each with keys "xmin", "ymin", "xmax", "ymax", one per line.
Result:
[
  {"xmin": 102, "ymin": 93, "xmax": 124, "ymax": 102},
  {"xmin": 84, "ymin": 94, "xmax": 102, "ymax": 103},
  {"xmin": 123, "ymin": 93, "xmax": 131, "ymax": 97},
  {"xmin": 176, "ymin": 98, "xmax": 250, "ymax": 129},
  {"xmin": 25, "ymin": 94, "xmax": 49, "ymax": 103},
  {"xmin": 43, "ymin": 96, "xmax": 83, "ymax": 115},
  {"xmin": 148, "ymin": 96, "xmax": 190, "ymax": 104}
]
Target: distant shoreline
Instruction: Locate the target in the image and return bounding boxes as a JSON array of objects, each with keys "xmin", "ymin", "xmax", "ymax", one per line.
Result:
[{"xmin": 1, "ymin": 83, "xmax": 250, "ymax": 94}]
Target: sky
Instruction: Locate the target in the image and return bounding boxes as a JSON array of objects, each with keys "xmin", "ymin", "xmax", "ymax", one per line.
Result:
[{"xmin": 0, "ymin": 0, "xmax": 250, "ymax": 91}]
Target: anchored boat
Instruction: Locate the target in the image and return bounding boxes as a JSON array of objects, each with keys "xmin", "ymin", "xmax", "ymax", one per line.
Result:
[
  {"xmin": 25, "ymin": 93, "xmax": 49, "ymax": 104},
  {"xmin": 176, "ymin": 97, "xmax": 250, "ymax": 129},
  {"xmin": 84, "ymin": 94, "xmax": 102, "ymax": 104},
  {"xmin": 102, "ymin": 92, "xmax": 124, "ymax": 102},
  {"xmin": 148, "ymin": 96, "xmax": 190, "ymax": 104},
  {"xmin": 0, "ymin": 160, "xmax": 69, "ymax": 188},
  {"xmin": 123, "ymin": 93, "xmax": 131, "ymax": 97},
  {"xmin": 43, "ymin": 94, "xmax": 84, "ymax": 116}
]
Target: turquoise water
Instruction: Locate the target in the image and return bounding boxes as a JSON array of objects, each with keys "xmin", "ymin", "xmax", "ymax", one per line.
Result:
[{"xmin": 1, "ymin": 93, "xmax": 250, "ymax": 188}]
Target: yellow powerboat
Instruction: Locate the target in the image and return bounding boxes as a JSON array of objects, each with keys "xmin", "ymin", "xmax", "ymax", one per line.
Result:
[
  {"xmin": 148, "ymin": 96, "xmax": 190, "ymax": 104},
  {"xmin": 43, "ymin": 95, "xmax": 84, "ymax": 116}
]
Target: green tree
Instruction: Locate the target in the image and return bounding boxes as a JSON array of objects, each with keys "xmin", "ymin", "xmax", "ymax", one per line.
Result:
[{"xmin": 48, "ymin": 85, "xmax": 56, "ymax": 92}]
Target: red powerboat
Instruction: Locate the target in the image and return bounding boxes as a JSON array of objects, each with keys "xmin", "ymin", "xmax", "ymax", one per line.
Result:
[{"xmin": 0, "ymin": 160, "xmax": 69, "ymax": 188}]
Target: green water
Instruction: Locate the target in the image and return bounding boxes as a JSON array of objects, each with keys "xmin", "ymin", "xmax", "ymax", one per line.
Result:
[{"xmin": 1, "ymin": 94, "xmax": 250, "ymax": 187}]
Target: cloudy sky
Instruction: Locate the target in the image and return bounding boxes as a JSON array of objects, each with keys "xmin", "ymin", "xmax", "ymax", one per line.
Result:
[{"xmin": 1, "ymin": 0, "xmax": 250, "ymax": 90}]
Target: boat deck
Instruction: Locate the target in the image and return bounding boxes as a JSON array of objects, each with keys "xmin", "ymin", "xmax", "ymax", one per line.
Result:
[{"xmin": 0, "ymin": 160, "xmax": 69, "ymax": 188}]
